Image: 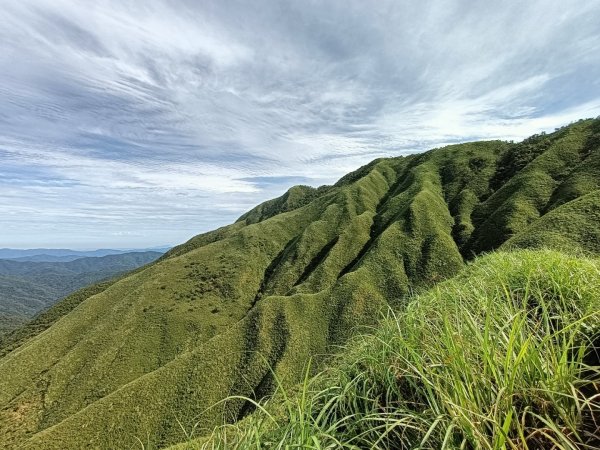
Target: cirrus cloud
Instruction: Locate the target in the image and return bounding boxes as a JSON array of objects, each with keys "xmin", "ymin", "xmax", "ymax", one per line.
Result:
[{"xmin": 1, "ymin": 0, "xmax": 599, "ymax": 248}]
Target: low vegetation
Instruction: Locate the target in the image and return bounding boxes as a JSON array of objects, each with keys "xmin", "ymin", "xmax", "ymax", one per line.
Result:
[
  {"xmin": 0, "ymin": 251, "xmax": 162, "ymax": 334},
  {"xmin": 184, "ymin": 251, "xmax": 599, "ymax": 449}
]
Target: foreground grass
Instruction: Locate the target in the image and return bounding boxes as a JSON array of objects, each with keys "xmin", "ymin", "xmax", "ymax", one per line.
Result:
[{"xmin": 180, "ymin": 250, "xmax": 600, "ymax": 449}]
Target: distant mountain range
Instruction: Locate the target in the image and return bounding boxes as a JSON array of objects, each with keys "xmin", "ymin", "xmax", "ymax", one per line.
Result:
[
  {"xmin": 0, "ymin": 246, "xmax": 171, "ymax": 262},
  {"xmin": 0, "ymin": 251, "xmax": 164, "ymax": 333}
]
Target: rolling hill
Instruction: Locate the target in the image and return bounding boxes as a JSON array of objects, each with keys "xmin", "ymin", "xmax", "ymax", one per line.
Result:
[
  {"xmin": 0, "ymin": 251, "xmax": 163, "ymax": 333},
  {"xmin": 0, "ymin": 248, "xmax": 133, "ymax": 260},
  {"xmin": 0, "ymin": 118, "xmax": 598, "ymax": 449}
]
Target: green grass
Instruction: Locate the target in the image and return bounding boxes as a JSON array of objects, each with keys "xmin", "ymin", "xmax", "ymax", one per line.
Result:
[
  {"xmin": 467, "ymin": 119, "xmax": 598, "ymax": 254},
  {"xmin": 183, "ymin": 250, "xmax": 600, "ymax": 449},
  {"xmin": 503, "ymin": 190, "xmax": 600, "ymax": 255},
  {"xmin": 0, "ymin": 118, "xmax": 598, "ymax": 449},
  {"xmin": 0, "ymin": 251, "xmax": 162, "ymax": 335}
]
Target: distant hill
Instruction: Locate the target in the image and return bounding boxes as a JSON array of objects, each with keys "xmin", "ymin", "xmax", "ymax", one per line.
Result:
[
  {"xmin": 0, "ymin": 118, "xmax": 598, "ymax": 449},
  {"xmin": 7, "ymin": 254, "xmax": 92, "ymax": 263},
  {"xmin": 0, "ymin": 251, "xmax": 163, "ymax": 333},
  {"xmin": 0, "ymin": 248, "xmax": 128, "ymax": 259},
  {"xmin": 0, "ymin": 247, "xmax": 171, "ymax": 262}
]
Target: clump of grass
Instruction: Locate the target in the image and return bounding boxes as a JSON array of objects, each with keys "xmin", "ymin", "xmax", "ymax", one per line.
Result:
[{"xmin": 190, "ymin": 250, "xmax": 600, "ymax": 449}]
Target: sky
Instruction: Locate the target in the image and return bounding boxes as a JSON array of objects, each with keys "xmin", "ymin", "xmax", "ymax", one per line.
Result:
[{"xmin": 1, "ymin": 0, "xmax": 600, "ymax": 249}]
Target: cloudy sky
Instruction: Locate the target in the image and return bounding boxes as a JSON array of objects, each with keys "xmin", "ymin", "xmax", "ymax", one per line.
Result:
[{"xmin": 2, "ymin": 0, "xmax": 600, "ymax": 249}]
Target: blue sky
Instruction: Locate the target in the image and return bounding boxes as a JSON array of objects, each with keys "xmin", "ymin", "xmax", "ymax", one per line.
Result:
[{"xmin": 1, "ymin": 0, "xmax": 600, "ymax": 249}]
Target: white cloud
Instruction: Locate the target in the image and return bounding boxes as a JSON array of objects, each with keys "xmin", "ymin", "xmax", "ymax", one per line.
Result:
[{"xmin": 1, "ymin": 0, "xmax": 600, "ymax": 248}]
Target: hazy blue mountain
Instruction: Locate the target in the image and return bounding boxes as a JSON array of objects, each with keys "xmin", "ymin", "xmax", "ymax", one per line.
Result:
[
  {"xmin": 0, "ymin": 247, "xmax": 171, "ymax": 261},
  {"xmin": 8, "ymin": 254, "xmax": 99, "ymax": 263}
]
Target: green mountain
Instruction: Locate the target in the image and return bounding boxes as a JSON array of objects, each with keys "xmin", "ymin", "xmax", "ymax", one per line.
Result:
[
  {"xmin": 0, "ymin": 251, "xmax": 163, "ymax": 334},
  {"xmin": 0, "ymin": 118, "xmax": 598, "ymax": 449},
  {"xmin": 180, "ymin": 249, "xmax": 600, "ymax": 449}
]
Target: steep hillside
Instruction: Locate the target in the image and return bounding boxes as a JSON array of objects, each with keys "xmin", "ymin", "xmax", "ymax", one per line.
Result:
[
  {"xmin": 0, "ymin": 118, "xmax": 598, "ymax": 449},
  {"xmin": 0, "ymin": 251, "xmax": 163, "ymax": 333},
  {"xmin": 182, "ymin": 250, "xmax": 600, "ymax": 449}
]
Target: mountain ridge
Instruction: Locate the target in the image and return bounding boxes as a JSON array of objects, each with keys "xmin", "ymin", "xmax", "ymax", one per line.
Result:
[
  {"xmin": 0, "ymin": 118, "xmax": 598, "ymax": 449},
  {"xmin": 0, "ymin": 247, "xmax": 170, "ymax": 262}
]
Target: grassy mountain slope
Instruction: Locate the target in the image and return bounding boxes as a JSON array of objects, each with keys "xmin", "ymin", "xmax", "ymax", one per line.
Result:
[
  {"xmin": 0, "ymin": 273, "xmax": 142, "ymax": 358},
  {"xmin": 183, "ymin": 250, "xmax": 600, "ymax": 449},
  {"xmin": 0, "ymin": 251, "xmax": 163, "ymax": 334},
  {"xmin": 0, "ymin": 276, "xmax": 51, "ymax": 332},
  {"xmin": 0, "ymin": 119, "xmax": 598, "ymax": 449}
]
